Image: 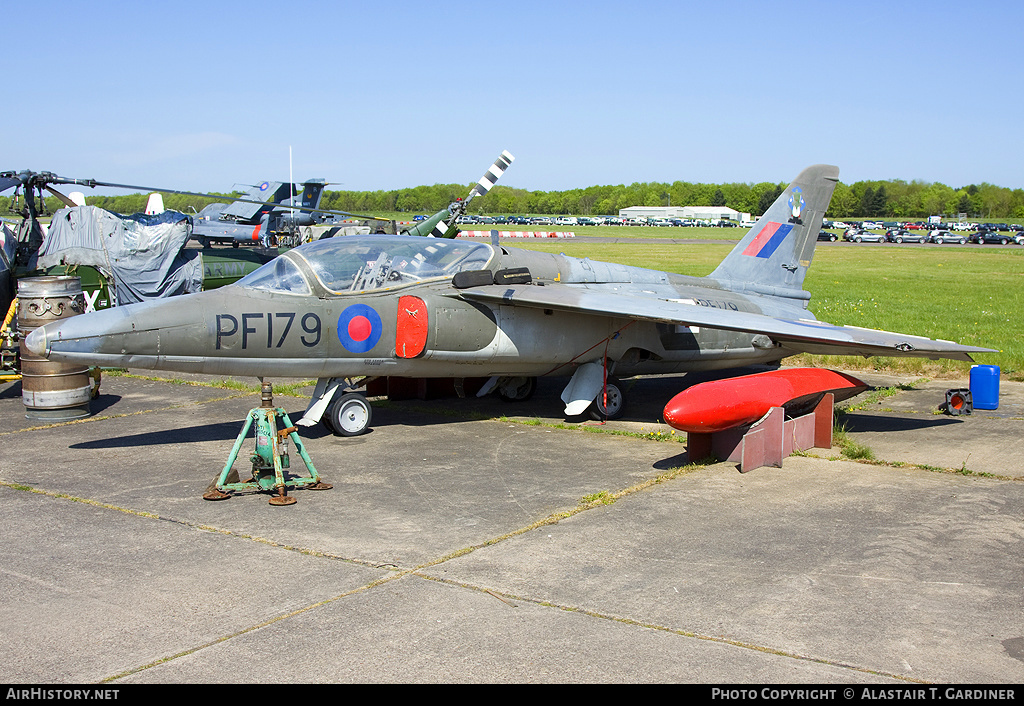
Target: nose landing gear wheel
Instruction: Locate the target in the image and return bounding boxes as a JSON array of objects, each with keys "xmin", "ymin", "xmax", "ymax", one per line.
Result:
[{"xmin": 328, "ymin": 393, "xmax": 372, "ymax": 436}]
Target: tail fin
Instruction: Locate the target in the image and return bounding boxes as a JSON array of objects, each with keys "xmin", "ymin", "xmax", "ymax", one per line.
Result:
[
  {"xmin": 300, "ymin": 179, "xmax": 327, "ymax": 210},
  {"xmin": 709, "ymin": 164, "xmax": 839, "ymax": 300}
]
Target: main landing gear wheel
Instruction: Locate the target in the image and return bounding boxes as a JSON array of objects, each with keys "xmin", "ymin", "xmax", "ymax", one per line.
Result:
[
  {"xmin": 327, "ymin": 393, "xmax": 372, "ymax": 436},
  {"xmin": 497, "ymin": 376, "xmax": 537, "ymax": 402},
  {"xmin": 589, "ymin": 378, "xmax": 626, "ymax": 421}
]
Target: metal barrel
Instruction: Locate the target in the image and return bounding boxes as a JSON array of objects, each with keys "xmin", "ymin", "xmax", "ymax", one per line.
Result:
[{"xmin": 18, "ymin": 276, "xmax": 92, "ymax": 421}]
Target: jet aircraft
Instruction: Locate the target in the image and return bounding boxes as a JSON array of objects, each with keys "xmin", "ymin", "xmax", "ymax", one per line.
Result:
[
  {"xmin": 192, "ymin": 179, "xmax": 329, "ymax": 247},
  {"xmin": 25, "ymin": 164, "xmax": 994, "ymax": 436}
]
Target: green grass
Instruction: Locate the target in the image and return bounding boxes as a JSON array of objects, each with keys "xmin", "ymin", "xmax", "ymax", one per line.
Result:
[
  {"xmin": 832, "ymin": 424, "xmax": 876, "ymax": 460},
  {"xmin": 798, "ymin": 247, "xmax": 1021, "ymax": 379}
]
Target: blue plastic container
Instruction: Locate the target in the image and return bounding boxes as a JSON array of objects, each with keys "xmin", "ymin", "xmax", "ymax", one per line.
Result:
[{"xmin": 970, "ymin": 365, "xmax": 1000, "ymax": 410}]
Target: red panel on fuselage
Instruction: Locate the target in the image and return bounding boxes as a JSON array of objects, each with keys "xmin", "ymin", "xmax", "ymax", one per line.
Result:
[{"xmin": 396, "ymin": 295, "xmax": 428, "ymax": 358}]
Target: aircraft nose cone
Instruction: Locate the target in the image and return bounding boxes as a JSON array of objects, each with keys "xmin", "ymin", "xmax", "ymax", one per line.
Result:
[
  {"xmin": 24, "ymin": 304, "xmax": 139, "ymax": 365},
  {"xmin": 23, "ymin": 326, "xmax": 47, "ymax": 358}
]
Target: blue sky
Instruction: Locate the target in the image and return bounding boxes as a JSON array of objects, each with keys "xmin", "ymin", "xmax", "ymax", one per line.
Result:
[{"xmin": 5, "ymin": 0, "xmax": 1023, "ymax": 197}]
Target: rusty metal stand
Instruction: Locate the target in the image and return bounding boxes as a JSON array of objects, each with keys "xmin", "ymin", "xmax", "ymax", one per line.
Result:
[
  {"xmin": 204, "ymin": 381, "xmax": 331, "ymax": 505},
  {"xmin": 687, "ymin": 393, "xmax": 835, "ymax": 473}
]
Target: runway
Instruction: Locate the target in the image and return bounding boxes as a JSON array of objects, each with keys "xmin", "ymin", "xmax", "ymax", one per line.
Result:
[{"xmin": 1, "ymin": 368, "xmax": 1021, "ymax": 683}]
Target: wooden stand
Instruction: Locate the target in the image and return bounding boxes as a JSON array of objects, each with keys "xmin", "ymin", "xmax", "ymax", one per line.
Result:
[{"xmin": 687, "ymin": 393, "xmax": 835, "ymax": 473}]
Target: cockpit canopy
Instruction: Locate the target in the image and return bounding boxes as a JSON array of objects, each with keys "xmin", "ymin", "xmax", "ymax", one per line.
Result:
[{"xmin": 234, "ymin": 235, "xmax": 495, "ymax": 295}]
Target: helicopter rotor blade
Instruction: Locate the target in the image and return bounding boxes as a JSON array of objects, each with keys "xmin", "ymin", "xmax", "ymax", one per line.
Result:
[
  {"xmin": 427, "ymin": 150, "xmax": 515, "ymax": 238},
  {"xmin": 44, "ymin": 186, "xmax": 81, "ymax": 208},
  {"xmin": 466, "ymin": 150, "xmax": 515, "ymax": 205},
  {"xmin": 0, "ymin": 172, "xmax": 384, "ymax": 223},
  {"xmin": 82, "ymin": 179, "xmax": 391, "ymax": 223},
  {"xmin": 0, "ymin": 175, "xmax": 22, "ymax": 193}
]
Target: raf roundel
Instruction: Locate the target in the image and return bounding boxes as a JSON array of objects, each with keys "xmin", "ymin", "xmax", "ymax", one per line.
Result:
[{"xmin": 337, "ymin": 304, "xmax": 383, "ymax": 353}]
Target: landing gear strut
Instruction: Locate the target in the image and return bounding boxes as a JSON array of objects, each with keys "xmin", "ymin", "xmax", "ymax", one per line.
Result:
[
  {"xmin": 589, "ymin": 377, "xmax": 626, "ymax": 420},
  {"xmin": 497, "ymin": 376, "xmax": 536, "ymax": 402}
]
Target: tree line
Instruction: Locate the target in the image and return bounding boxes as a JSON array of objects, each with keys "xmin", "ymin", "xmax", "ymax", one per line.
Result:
[
  {"xmin": 320, "ymin": 179, "xmax": 1024, "ymax": 220},
  {"xmin": 4, "ymin": 179, "xmax": 1023, "ymax": 220}
]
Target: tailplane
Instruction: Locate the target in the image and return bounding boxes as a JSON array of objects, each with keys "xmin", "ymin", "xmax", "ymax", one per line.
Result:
[
  {"xmin": 222, "ymin": 181, "xmax": 286, "ymax": 221},
  {"xmin": 709, "ymin": 164, "xmax": 839, "ymax": 300}
]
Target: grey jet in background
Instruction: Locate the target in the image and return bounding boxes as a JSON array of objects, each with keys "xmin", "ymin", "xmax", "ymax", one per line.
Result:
[{"xmin": 192, "ymin": 179, "xmax": 329, "ymax": 247}]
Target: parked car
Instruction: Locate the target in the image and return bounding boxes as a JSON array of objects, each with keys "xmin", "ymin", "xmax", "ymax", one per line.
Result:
[
  {"xmin": 969, "ymin": 231, "xmax": 1014, "ymax": 245},
  {"xmin": 927, "ymin": 231, "xmax": 967, "ymax": 245},
  {"xmin": 843, "ymin": 229, "xmax": 886, "ymax": 243},
  {"xmin": 817, "ymin": 230, "xmax": 838, "ymax": 242},
  {"xmin": 886, "ymin": 229, "xmax": 928, "ymax": 243}
]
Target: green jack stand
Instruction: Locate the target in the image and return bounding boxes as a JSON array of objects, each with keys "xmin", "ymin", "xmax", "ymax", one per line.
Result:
[{"xmin": 204, "ymin": 381, "xmax": 331, "ymax": 505}]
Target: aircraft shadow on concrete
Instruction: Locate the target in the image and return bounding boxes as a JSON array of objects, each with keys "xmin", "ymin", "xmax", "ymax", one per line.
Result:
[
  {"xmin": 838, "ymin": 412, "xmax": 963, "ymax": 433},
  {"xmin": 69, "ymin": 413, "xmax": 375, "ymax": 450},
  {"xmin": 71, "ymin": 420, "xmax": 256, "ymax": 449},
  {"xmin": 360, "ymin": 370, "xmax": 773, "ymax": 431}
]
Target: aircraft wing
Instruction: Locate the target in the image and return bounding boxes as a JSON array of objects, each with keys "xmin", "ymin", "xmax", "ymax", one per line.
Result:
[{"xmin": 459, "ymin": 284, "xmax": 995, "ymax": 361}]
